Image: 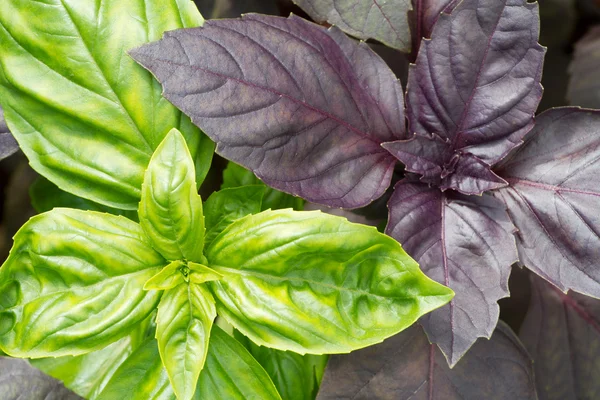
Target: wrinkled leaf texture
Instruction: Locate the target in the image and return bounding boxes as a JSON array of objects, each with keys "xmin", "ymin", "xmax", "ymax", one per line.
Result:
[
  {"xmin": 317, "ymin": 321, "xmax": 536, "ymax": 399},
  {"xmin": 520, "ymin": 274, "xmax": 600, "ymax": 400},
  {"xmin": 386, "ymin": 180, "xmax": 517, "ymax": 366},
  {"xmin": 408, "ymin": 0, "xmax": 458, "ymax": 58},
  {"xmin": 156, "ymin": 283, "xmax": 216, "ymax": 400},
  {"xmin": 0, "ymin": 209, "xmax": 164, "ymax": 358},
  {"xmin": 293, "ymin": 0, "xmax": 413, "ymax": 52},
  {"xmin": 494, "ymin": 108, "xmax": 600, "ymax": 298},
  {"xmin": 0, "ymin": 357, "xmax": 82, "ymax": 400},
  {"xmin": 206, "ymin": 209, "xmax": 453, "ymax": 354},
  {"xmin": 139, "ymin": 129, "xmax": 205, "ymax": 262},
  {"xmin": 0, "ymin": 0, "xmax": 214, "ymax": 210},
  {"xmin": 131, "ymin": 14, "xmax": 405, "ymax": 209},
  {"xmin": 97, "ymin": 328, "xmax": 281, "ymax": 400},
  {"xmin": 384, "ymin": 0, "xmax": 545, "ymax": 195}
]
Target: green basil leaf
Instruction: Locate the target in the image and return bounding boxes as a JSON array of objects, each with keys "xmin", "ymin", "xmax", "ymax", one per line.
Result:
[
  {"xmin": 31, "ymin": 321, "xmax": 149, "ymax": 399},
  {"xmin": 235, "ymin": 332, "xmax": 328, "ymax": 400},
  {"xmin": 203, "ymin": 186, "xmax": 264, "ymax": 249},
  {"xmin": 96, "ymin": 338, "xmax": 174, "ymax": 400},
  {"xmin": 222, "ymin": 162, "xmax": 303, "ymax": 211},
  {"xmin": 197, "ymin": 326, "xmax": 282, "ymax": 400},
  {"xmin": 145, "ymin": 260, "xmax": 186, "ymax": 291},
  {"xmin": 30, "ymin": 176, "xmax": 138, "ymax": 221},
  {"xmin": 188, "ymin": 262, "xmax": 223, "ymax": 284},
  {"xmin": 0, "ymin": 0, "xmax": 213, "ymax": 210},
  {"xmin": 206, "ymin": 209, "xmax": 454, "ymax": 354},
  {"xmin": 0, "ymin": 209, "xmax": 164, "ymax": 357},
  {"xmin": 156, "ymin": 283, "xmax": 216, "ymax": 400},
  {"xmin": 140, "ymin": 129, "xmax": 205, "ymax": 262}
]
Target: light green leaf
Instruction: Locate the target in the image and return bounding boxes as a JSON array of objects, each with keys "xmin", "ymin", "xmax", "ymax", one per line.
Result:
[
  {"xmin": 0, "ymin": 209, "xmax": 164, "ymax": 358},
  {"xmin": 31, "ymin": 320, "xmax": 149, "ymax": 399},
  {"xmin": 140, "ymin": 129, "xmax": 205, "ymax": 262},
  {"xmin": 157, "ymin": 283, "xmax": 216, "ymax": 400},
  {"xmin": 188, "ymin": 262, "xmax": 223, "ymax": 284},
  {"xmin": 197, "ymin": 326, "xmax": 281, "ymax": 400},
  {"xmin": 30, "ymin": 176, "xmax": 138, "ymax": 221},
  {"xmin": 96, "ymin": 339, "xmax": 175, "ymax": 400},
  {"xmin": 203, "ymin": 186, "xmax": 264, "ymax": 249},
  {"xmin": 145, "ymin": 260, "xmax": 186, "ymax": 291},
  {"xmin": 206, "ymin": 209, "xmax": 454, "ymax": 354},
  {"xmin": 0, "ymin": 0, "xmax": 214, "ymax": 210},
  {"xmin": 235, "ymin": 332, "xmax": 328, "ymax": 400},
  {"xmin": 222, "ymin": 162, "xmax": 303, "ymax": 211}
]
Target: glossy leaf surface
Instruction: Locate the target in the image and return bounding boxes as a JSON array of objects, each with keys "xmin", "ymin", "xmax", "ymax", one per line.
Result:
[
  {"xmin": 30, "ymin": 176, "xmax": 138, "ymax": 221},
  {"xmin": 389, "ymin": 0, "xmax": 545, "ymax": 194},
  {"xmin": 409, "ymin": 0, "xmax": 458, "ymax": 49},
  {"xmin": 568, "ymin": 26, "xmax": 600, "ymax": 108},
  {"xmin": 494, "ymin": 108, "xmax": 600, "ymax": 298},
  {"xmin": 236, "ymin": 332, "xmax": 328, "ymax": 400},
  {"xmin": 144, "ymin": 260, "xmax": 187, "ymax": 291},
  {"xmin": 96, "ymin": 339, "xmax": 176, "ymax": 400},
  {"xmin": 0, "ymin": 105, "xmax": 18, "ymax": 161},
  {"xmin": 156, "ymin": 283, "xmax": 216, "ymax": 400},
  {"xmin": 294, "ymin": 0, "xmax": 412, "ymax": 51},
  {"xmin": 132, "ymin": 14, "xmax": 405, "ymax": 208},
  {"xmin": 196, "ymin": 326, "xmax": 282, "ymax": 400},
  {"xmin": 221, "ymin": 162, "xmax": 302, "ymax": 211},
  {"xmin": 139, "ymin": 129, "xmax": 205, "ymax": 261},
  {"xmin": 0, "ymin": 357, "xmax": 82, "ymax": 400},
  {"xmin": 520, "ymin": 274, "xmax": 600, "ymax": 400},
  {"xmin": 387, "ymin": 180, "xmax": 518, "ymax": 366},
  {"xmin": 32, "ymin": 323, "xmax": 148, "ymax": 399},
  {"xmin": 0, "ymin": 209, "xmax": 164, "ymax": 357},
  {"xmin": 0, "ymin": 0, "xmax": 213, "ymax": 209},
  {"xmin": 317, "ymin": 322, "xmax": 536, "ymax": 399},
  {"xmin": 203, "ymin": 185, "xmax": 264, "ymax": 249},
  {"xmin": 206, "ymin": 209, "xmax": 454, "ymax": 354}
]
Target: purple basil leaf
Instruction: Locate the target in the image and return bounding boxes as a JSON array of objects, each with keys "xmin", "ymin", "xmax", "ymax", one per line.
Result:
[
  {"xmin": 0, "ymin": 105, "xmax": 19, "ymax": 161},
  {"xmin": 520, "ymin": 274, "xmax": 600, "ymax": 400},
  {"xmin": 131, "ymin": 14, "xmax": 404, "ymax": 209},
  {"xmin": 493, "ymin": 107, "xmax": 600, "ymax": 298},
  {"xmin": 392, "ymin": 0, "xmax": 545, "ymax": 194},
  {"xmin": 316, "ymin": 321, "xmax": 536, "ymax": 399},
  {"xmin": 386, "ymin": 180, "xmax": 518, "ymax": 366},
  {"xmin": 0, "ymin": 357, "xmax": 82, "ymax": 400},
  {"xmin": 293, "ymin": 0, "xmax": 412, "ymax": 52},
  {"xmin": 568, "ymin": 26, "xmax": 600, "ymax": 108},
  {"xmin": 194, "ymin": 0, "xmax": 279, "ymax": 19},
  {"xmin": 408, "ymin": 0, "xmax": 459, "ymax": 58}
]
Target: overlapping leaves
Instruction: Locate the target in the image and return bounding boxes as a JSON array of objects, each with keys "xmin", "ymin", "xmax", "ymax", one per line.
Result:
[
  {"xmin": 132, "ymin": 0, "xmax": 555, "ymax": 366},
  {"xmin": 0, "ymin": 128, "xmax": 453, "ymax": 399}
]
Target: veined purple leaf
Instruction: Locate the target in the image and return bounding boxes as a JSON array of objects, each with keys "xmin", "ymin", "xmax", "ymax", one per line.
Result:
[
  {"xmin": 520, "ymin": 274, "xmax": 600, "ymax": 400},
  {"xmin": 386, "ymin": 180, "xmax": 518, "ymax": 366},
  {"xmin": 293, "ymin": 0, "xmax": 413, "ymax": 52},
  {"xmin": 0, "ymin": 105, "xmax": 19, "ymax": 161},
  {"xmin": 131, "ymin": 14, "xmax": 405, "ymax": 209},
  {"xmin": 387, "ymin": 0, "xmax": 545, "ymax": 195},
  {"xmin": 316, "ymin": 322, "xmax": 536, "ymax": 399},
  {"xmin": 568, "ymin": 26, "xmax": 600, "ymax": 108},
  {"xmin": 408, "ymin": 0, "xmax": 459, "ymax": 58},
  {"xmin": 494, "ymin": 108, "xmax": 600, "ymax": 298}
]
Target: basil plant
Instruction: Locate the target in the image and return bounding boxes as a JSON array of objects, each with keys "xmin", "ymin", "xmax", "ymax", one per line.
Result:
[{"xmin": 0, "ymin": 127, "xmax": 453, "ymax": 399}]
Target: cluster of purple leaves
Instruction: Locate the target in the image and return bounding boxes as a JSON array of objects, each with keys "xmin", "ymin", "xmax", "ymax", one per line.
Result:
[{"xmin": 131, "ymin": 0, "xmax": 600, "ymax": 370}]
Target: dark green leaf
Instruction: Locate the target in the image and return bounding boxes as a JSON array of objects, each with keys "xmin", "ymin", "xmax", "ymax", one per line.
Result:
[
  {"xmin": 203, "ymin": 185, "xmax": 264, "ymax": 249},
  {"xmin": 206, "ymin": 209, "xmax": 454, "ymax": 354},
  {"xmin": 30, "ymin": 176, "xmax": 138, "ymax": 221},
  {"xmin": 221, "ymin": 162, "xmax": 303, "ymax": 211}
]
